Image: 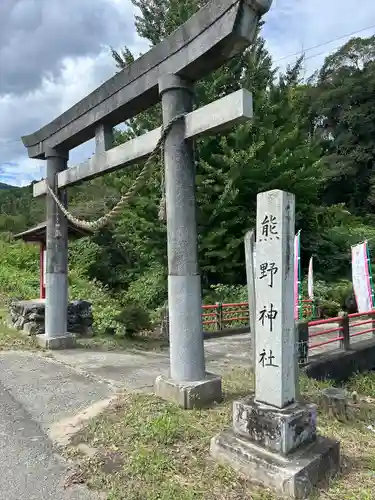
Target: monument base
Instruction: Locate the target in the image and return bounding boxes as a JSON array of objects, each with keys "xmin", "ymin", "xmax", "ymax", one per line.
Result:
[
  {"xmin": 233, "ymin": 397, "xmax": 317, "ymax": 454},
  {"xmin": 36, "ymin": 333, "xmax": 76, "ymax": 350},
  {"xmin": 154, "ymin": 373, "xmax": 222, "ymax": 409},
  {"xmin": 210, "ymin": 430, "xmax": 340, "ymax": 500}
]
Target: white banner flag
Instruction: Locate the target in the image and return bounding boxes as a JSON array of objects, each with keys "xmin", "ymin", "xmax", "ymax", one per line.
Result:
[
  {"xmin": 307, "ymin": 256, "xmax": 314, "ymax": 299},
  {"xmin": 351, "ymin": 242, "xmax": 373, "ymax": 313},
  {"xmin": 294, "ymin": 231, "xmax": 301, "ymax": 320}
]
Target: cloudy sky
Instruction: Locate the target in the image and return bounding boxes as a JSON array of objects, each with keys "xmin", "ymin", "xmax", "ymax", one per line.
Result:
[{"xmin": 0, "ymin": 0, "xmax": 374, "ymax": 187}]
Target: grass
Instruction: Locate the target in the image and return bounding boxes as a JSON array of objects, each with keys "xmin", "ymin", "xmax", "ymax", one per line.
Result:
[{"xmin": 62, "ymin": 368, "xmax": 375, "ymax": 500}]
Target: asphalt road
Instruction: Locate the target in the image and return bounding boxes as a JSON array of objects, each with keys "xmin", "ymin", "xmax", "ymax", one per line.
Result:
[{"xmin": 0, "ymin": 373, "xmax": 103, "ymax": 500}]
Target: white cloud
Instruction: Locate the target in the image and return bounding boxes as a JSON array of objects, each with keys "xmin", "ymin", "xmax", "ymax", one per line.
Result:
[
  {"xmin": 1, "ymin": 0, "xmax": 375, "ymax": 186},
  {"xmin": 0, "ymin": 0, "xmax": 147, "ymax": 186},
  {"xmin": 0, "ymin": 49, "xmax": 136, "ymax": 185},
  {"xmin": 0, "ymin": 160, "xmax": 44, "ymax": 187}
]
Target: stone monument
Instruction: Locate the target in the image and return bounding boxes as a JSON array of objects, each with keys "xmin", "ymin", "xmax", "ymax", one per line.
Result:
[
  {"xmin": 210, "ymin": 190, "xmax": 340, "ymax": 499},
  {"xmin": 21, "ymin": 0, "xmax": 272, "ymax": 407},
  {"xmin": 244, "ymin": 229, "xmax": 256, "ymax": 369}
]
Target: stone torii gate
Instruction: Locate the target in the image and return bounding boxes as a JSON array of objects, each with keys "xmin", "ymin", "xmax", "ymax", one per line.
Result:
[{"xmin": 22, "ymin": 0, "xmax": 272, "ymax": 407}]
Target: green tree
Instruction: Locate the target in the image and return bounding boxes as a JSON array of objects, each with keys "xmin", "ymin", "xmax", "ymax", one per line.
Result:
[
  {"xmin": 313, "ymin": 36, "xmax": 375, "ymax": 215},
  {"xmin": 197, "ymin": 57, "xmax": 325, "ymax": 284},
  {"xmin": 109, "ymin": 1, "xmax": 324, "ymax": 289}
]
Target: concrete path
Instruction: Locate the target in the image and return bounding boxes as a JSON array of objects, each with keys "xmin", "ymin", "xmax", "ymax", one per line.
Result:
[
  {"xmin": 0, "ymin": 334, "xmax": 252, "ymax": 499},
  {"xmin": 50, "ymin": 333, "xmax": 252, "ymax": 391}
]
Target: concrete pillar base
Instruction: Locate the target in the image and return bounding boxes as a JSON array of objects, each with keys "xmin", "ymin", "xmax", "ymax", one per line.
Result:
[
  {"xmin": 210, "ymin": 430, "xmax": 340, "ymax": 499},
  {"xmin": 154, "ymin": 373, "xmax": 222, "ymax": 409},
  {"xmin": 36, "ymin": 333, "xmax": 76, "ymax": 350}
]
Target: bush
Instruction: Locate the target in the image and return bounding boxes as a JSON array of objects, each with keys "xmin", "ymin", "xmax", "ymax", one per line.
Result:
[
  {"xmin": 115, "ymin": 303, "xmax": 151, "ymax": 337},
  {"xmin": 203, "ymin": 283, "xmax": 248, "ymax": 305},
  {"xmin": 305, "ymin": 279, "xmax": 355, "ymax": 318},
  {"xmin": 69, "ymin": 238, "xmax": 101, "ymax": 276},
  {"xmin": 0, "ymin": 241, "xmax": 39, "ymax": 299},
  {"xmin": 0, "ymin": 240, "xmax": 124, "ymax": 335},
  {"xmin": 122, "ymin": 263, "xmax": 167, "ymax": 310},
  {"xmin": 69, "ymin": 273, "xmax": 124, "ymax": 335},
  {"xmin": 149, "ymin": 302, "xmax": 169, "ymax": 329}
]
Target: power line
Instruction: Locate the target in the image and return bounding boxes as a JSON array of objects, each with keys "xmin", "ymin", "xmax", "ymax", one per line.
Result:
[
  {"xmin": 304, "ymin": 46, "xmax": 342, "ymax": 63},
  {"xmin": 274, "ymin": 22, "xmax": 375, "ymax": 64}
]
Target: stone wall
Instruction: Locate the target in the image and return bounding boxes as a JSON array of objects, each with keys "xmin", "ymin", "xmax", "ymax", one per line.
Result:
[{"xmin": 9, "ymin": 299, "xmax": 93, "ymax": 336}]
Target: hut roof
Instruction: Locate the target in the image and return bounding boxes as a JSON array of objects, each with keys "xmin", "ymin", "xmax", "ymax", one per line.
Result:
[{"xmin": 14, "ymin": 221, "xmax": 92, "ymax": 243}]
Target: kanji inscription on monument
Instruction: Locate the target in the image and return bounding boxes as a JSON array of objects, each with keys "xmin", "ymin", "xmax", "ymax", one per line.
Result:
[{"xmin": 255, "ymin": 189, "xmax": 296, "ymax": 408}]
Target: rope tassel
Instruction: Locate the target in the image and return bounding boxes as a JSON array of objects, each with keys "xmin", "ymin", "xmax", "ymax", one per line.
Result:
[
  {"xmin": 46, "ymin": 114, "xmax": 185, "ymax": 231},
  {"xmin": 158, "ymin": 196, "xmax": 166, "ymax": 221}
]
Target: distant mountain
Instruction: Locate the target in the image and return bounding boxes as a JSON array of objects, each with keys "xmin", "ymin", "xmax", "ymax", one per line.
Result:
[{"xmin": 0, "ymin": 182, "xmax": 14, "ymax": 190}]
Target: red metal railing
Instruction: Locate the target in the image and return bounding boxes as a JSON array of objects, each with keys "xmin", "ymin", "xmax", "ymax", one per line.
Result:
[
  {"xmin": 307, "ymin": 309, "xmax": 375, "ymax": 351},
  {"xmin": 201, "ymin": 300, "xmax": 375, "ymax": 354},
  {"xmin": 202, "ymin": 302, "xmax": 249, "ymax": 331},
  {"xmin": 201, "ymin": 299, "xmax": 315, "ymax": 332}
]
